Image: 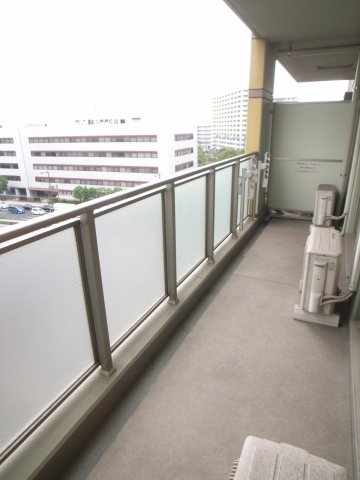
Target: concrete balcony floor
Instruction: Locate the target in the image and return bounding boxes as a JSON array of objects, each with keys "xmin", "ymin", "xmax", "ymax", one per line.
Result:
[{"xmin": 58, "ymin": 218, "xmax": 353, "ymax": 480}]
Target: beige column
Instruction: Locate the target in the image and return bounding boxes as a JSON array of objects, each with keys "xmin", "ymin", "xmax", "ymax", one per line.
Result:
[{"xmin": 246, "ymin": 38, "xmax": 276, "ymax": 214}]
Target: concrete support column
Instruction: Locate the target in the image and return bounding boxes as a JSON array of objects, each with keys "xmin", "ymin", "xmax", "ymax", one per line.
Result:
[{"xmin": 246, "ymin": 38, "xmax": 276, "ymax": 214}]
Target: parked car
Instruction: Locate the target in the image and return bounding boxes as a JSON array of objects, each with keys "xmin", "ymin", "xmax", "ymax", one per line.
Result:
[
  {"xmin": 8, "ymin": 205, "xmax": 25, "ymax": 214},
  {"xmin": 0, "ymin": 201, "xmax": 9, "ymax": 209},
  {"xmin": 22, "ymin": 204, "xmax": 33, "ymax": 210},
  {"xmin": 31, "ymin": 207, "xmax": 45, "ymax": 216},
  {"xmin": 42, "ymin": 204, "xmax": 54, "ymax": 212}
]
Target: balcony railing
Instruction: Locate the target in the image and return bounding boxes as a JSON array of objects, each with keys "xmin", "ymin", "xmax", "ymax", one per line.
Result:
[{"xmin": 0, "ymin": 152, "xmax": 257, "ymax": 463}]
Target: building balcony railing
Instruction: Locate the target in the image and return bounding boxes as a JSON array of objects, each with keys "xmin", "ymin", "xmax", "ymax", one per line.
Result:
[{"xmin": 0, "ymin": 151, "xmax": 259, "ymax": 465}]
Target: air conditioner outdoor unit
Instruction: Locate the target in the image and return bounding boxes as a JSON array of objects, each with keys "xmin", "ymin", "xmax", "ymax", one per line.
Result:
[
  {"xmin": 313, "ymin": 184, "xmax": 336, "ymax": 227},
  {"xmin": 294, "ymin": 226, "xmax": 342, "ymax": 327}
]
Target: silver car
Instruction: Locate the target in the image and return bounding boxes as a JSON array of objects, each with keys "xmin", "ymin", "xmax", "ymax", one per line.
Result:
[{"xmin": 31, "ymin": 207, "xmax": 45, "ymax": 216}]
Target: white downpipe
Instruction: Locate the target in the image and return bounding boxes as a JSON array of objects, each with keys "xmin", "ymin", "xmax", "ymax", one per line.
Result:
[
  {"xmin": 336, "ymin": 54, "xmax": 360, "ymax": 215},
  {"xmin": 342, "ymin": 121, "xmax": 360, "ymax": 234},
  {"xmin": 349, "ymin": 232, "xmax": 360, "ymax": 291}
]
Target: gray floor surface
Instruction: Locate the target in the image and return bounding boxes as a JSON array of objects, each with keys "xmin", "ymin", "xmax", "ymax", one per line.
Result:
[{"xmin": 58, "ymin": 218, "xmax": 353, "ymax": 480}]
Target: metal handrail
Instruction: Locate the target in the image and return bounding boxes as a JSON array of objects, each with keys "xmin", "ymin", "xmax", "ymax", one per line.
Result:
[{"xmin": 0, "ymin": 152, "xmax": 257, "ymax": 244}]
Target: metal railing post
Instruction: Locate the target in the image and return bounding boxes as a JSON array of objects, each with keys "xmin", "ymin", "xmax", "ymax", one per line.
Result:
[
  {"xmin": 164, "ymin": 183, "xmax": 179, "ymax": 304},
  {"xmin": 230, "ymin": 160, "xmax": 240, "ymax": 238},
  {"xmin": 206, "ymin": 168, "xmax": 216, "ymax": 263},
  {"xmin": 79, "ymin": 211, "xmax": 115, "ymax": 376}
]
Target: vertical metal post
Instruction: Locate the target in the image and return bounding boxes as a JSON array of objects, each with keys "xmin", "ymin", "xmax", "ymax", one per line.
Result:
[
  {"xmin": 164, "ymin": 183, "xmax": 178, "ymax": 304},
  {"xmin": 230, "ymin": 160, "xmax": 240, "ymax": 238},
  {"xmin": 206, "ymin": 168, "xmax": 215, "ymax": 263},
  {"xmin": 79, "ymin": 211, "xmax": 115, "ymax": 377},
  {"xmin": 239, "ymin": 167, "xmax": 247, "ymax": 231}
]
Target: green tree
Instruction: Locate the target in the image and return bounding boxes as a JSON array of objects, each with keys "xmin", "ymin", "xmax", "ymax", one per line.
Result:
[
  {"xmin": 73, "ymin": 186, "xmax": 97, "ymax": 203},
  {"xmin": 217, "ymin": 148, "xmax": 244, "ymax": 160},
  {"xmin": 197, "ymin": 146, "xmax": 207, "ymax": 166},
  {"xmin": 96, "ymin": 187, "xmax": 122, "ymax": 197},
  {"xmin": 0, "ymin": 176, "xmax": 8, "ymax": 193},
  {"xmin": 202, "ymin": 148, "xmax": 245, "ymax": 165}
]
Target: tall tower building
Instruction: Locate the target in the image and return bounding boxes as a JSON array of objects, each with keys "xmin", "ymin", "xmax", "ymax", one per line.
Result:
[{"xmin": 212, "ymin": 90, "xmax": 248, "ymax": 150}]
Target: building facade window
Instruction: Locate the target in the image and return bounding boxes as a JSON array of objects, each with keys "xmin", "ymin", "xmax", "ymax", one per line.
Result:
[
  {"xmin": 0, "ymin": 163, "xmax": 19, "ymax": 169},
  {"xmin": 3, "ymin": 175, "xmax": 21, "ymax": 181},
  {"xmin": 0, "ymin": 138, "xmax": 14, "ymax": 144},
  {"xmin": 0, "ymin": 151, "xmax": 16, "ymax": 156},
  {"xmin": 35, "ymin": 177, "xmax": 146, "ymax": 187},
  {"xmin": 29, "ymin": 135, "xmax": 157, "ymax": 143},
  {"xmin": 31, "ymin": 151, "xmax": 158, "ymax": 158},
  {"xmin": 174, "ymin": 134, "xmax": 193, "ymax": 141},
  {"xmin": 33, "ymin": 164, "xmax": 158, "ymax": 174},
  {"xmin": 175, "ymin": 148, "xmax": 193, "ymax": 157},
  {"xmin": 175, "ymin": 161, "xmax": 194, "ymax": 171}
]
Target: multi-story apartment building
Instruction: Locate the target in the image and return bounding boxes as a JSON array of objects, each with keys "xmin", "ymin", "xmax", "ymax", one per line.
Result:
[
  {"xmin": 0, "ymin": 120, "xmax": 196, "ymax": 199},
  {"xmin": 212, "ymin": 89, "xmax": 248, "ymax": 150},
  {"xmin": 197, "ymin": 122, "xmax": 212, "ymax": 151}
]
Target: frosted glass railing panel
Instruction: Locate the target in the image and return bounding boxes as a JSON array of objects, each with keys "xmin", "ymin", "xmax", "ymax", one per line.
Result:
[
  {"xmin": 175, "ymin": 177, "xmax": 206, "ymax": 281},
  {"xmin": 214, "ymin": 167, "xmax": 232, "ymax": 245},
  {"xmin": 0, "ymin": 228, "xmax": 94, "ymax": 455},
  {"xmin": 237, "ymin": 159, "xmax": 251, "ymax": 223},
  {"xmin": 96, "ymin": 194, "xmax": 165, "ymax": 346}
]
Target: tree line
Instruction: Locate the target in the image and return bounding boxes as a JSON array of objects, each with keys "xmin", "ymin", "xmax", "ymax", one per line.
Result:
[{"xmin": 197, "ymin": 146, "xmax": 245, "ymax": 166}]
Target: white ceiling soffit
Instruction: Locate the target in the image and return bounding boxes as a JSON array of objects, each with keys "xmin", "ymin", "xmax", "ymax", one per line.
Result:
[{"xmin": 222, "ymin": 0, "xmax": 360, "ymax": 82}]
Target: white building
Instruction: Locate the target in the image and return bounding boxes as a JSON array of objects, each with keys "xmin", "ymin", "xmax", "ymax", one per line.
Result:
[
  {"xmin": 197, "ymin": 122, "xmax": 212, "ymax": 151},
  {"xmin": 0, "ymin": 120, "xmax": 196, "ymax": 199},
  {"xmin": 0, "ymin": 129, "xmax": 28, "ymax": 197},
  {"xmin": 212, "ymin": 89, "xmax": 248, "ymax": 150}
]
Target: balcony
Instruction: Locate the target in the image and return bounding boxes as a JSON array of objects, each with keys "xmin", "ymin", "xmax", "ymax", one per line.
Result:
[
  {"xmin": 0, "ymin": 146, "xmax": 358, "ymax": 480},
  {"xmin": 0, "ymin": 153, "xmax": 263, "ymax": 478},
  {"xmin": 1, "ymin": 1, "xmax": 360, "ymax": 478},
  {"xmin": 61, "ymin": 216, "xmax": 353, "ymax": 480}
]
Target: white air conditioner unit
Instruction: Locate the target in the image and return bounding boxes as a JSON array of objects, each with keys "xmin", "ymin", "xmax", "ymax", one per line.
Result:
[
  {"xmin": 313, "ymin": 184, "xmax": 336, "ymax": 227},
  {"xmin": 294, "ymin": 226, "xmax": 342, "ymax": 327}
]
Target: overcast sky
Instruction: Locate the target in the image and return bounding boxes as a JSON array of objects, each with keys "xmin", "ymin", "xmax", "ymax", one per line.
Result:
[{"xmin": 0, "ymin": 0, "xmax": 349, "ymax": 126}]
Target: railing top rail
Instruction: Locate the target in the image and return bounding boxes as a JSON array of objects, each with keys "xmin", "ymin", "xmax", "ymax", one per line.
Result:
[{"xmin": 0, "ymin": 152, "xmax": 257, "ymax": 244}]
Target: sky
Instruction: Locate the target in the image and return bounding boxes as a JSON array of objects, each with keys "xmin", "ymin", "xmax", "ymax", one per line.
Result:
[{"xmin": 0, "ymin": 0, "xmax": 349, "ymax": 127}]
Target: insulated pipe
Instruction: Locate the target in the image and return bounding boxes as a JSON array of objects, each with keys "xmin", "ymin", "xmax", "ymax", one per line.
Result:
[{"xmin": 336, "ymin": 54, "xmax": 360, "ymax": 215}]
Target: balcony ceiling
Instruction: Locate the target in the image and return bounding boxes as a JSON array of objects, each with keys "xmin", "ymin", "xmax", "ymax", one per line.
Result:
[{"xmin": 222, "ymin": 0, "xmax": 360, "ymax": 82}]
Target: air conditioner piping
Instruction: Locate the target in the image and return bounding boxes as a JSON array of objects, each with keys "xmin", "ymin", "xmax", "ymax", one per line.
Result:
[{"xmin": 321, "ymin": 291, "xmax": 354, "ymax": 306}]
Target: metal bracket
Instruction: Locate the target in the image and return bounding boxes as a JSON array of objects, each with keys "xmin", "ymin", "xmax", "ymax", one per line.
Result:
[
  {"xmin": 262, "ymin": 152, "xmax": 271, "ymax": 188},
  {"xmin": 248, "ymin": 156, "xmax": 257, "ymax": 200}
]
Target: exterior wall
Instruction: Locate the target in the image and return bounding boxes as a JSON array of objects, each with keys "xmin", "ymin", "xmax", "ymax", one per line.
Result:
[
  {"xmin": 212, "ymin": 90, "xmax": 248, "ymax": 150},
  {"xmin": 197, "ymin": 124, "xmax": 212, "ymax": 151},
  {"xmin": 0, "ymin": 122, "xmax": 196, "ymax": 198},
  {"xmin": 0, "ymin": 129, "xmax": 29, "ymax": 195}
]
